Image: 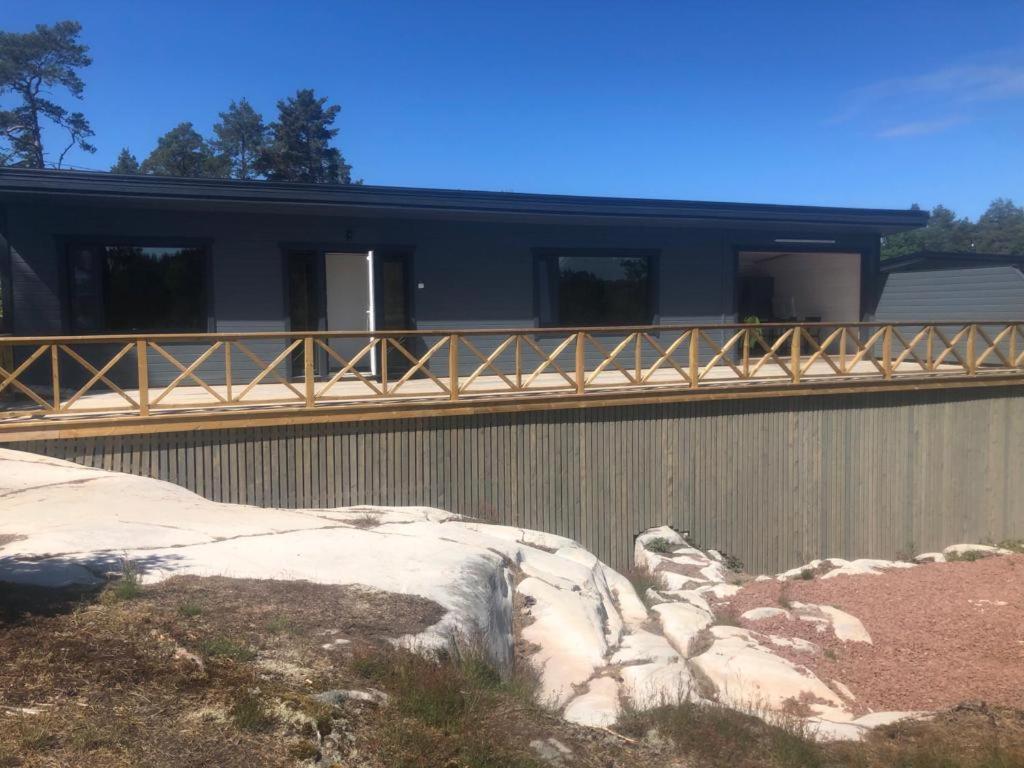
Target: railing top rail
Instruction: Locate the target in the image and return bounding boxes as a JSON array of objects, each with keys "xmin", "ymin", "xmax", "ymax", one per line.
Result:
[{"xmin": 2, "ymin": 320, "xmax": 1023, "ymax": 345}]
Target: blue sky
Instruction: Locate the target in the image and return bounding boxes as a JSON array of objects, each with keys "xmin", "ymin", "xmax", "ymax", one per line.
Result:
[{"xmin": 6, "ymin": 1, "xmax": 1024, "ymax": 217}]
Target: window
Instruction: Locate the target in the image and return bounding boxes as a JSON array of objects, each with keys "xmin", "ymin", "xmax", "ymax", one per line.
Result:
[
  {"xmin": 67, "ymin": 244, "xmax": 207, "ymax": 333},
  {"xmin": 536, "ymin": 250, "xmax": 654, "ymax": 326},
  {"xmin": 0, "ymin": 244, "xmax": 10, "ymax": 334}
]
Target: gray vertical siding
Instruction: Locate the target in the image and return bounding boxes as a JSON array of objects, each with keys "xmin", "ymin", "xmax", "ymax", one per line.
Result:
[{"xmin": 13, "ymin": 386, "xmax": 1024, "ymax": 574}]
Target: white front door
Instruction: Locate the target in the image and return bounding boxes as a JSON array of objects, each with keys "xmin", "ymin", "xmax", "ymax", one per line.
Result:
[{"xmin": 325, "ymin": 251, "xmax": 375, "ymax": 372}]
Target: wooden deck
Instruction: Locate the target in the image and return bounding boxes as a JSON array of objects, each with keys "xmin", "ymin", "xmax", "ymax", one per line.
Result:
[{"xmin": 2, "ymin": 321, "xmax": 1023, "ymax": 440}]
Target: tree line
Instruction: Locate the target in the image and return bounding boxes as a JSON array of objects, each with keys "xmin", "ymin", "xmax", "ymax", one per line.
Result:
[
  {"xmin": 0, "ymin": 20, "xmax": 354, "ymax": 183},
  {"xmin": 882, "ymin": 199, "xmax": 1024, "ymax": 258}
]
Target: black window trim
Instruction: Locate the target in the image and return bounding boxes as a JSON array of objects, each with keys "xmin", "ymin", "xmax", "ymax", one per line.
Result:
[
  {"xmin": 58, "ymin": 235, "xmax": 215, "ymax": 335},
  {"xmin": 532, "ymin": 247, "xmax": 660, "ymax": 328}
]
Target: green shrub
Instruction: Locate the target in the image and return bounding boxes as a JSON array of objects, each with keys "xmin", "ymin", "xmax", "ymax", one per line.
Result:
[
  {"xmin": 200, "ymin": 636, "xmax": 256, "ymax": 662},
  {"xmin": 644, "ymin": 537, "xmax": 677, "ymax": 554},
  {"xmin": 230, "ymin": 690, "xmax": 273, "ymax": 732},
  {"xmin": 112, "ymin": 557, "xmax": 142, "ymax": 600}
]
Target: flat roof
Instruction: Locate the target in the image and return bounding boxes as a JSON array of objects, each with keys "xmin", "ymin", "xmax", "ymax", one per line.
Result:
[
  {"xmin": 0, "ymin": 168, "xmax": 929, "ymax": 233},
  {"xmin": 882, "ymin": 250, "xmax": 1024, "ymax": 272}
]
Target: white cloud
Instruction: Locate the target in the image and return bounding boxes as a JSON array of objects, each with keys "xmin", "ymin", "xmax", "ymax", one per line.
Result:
[
  {"xmin": 875, "ymin": 115, "xmax": 969, "ymax": 139},
  {"xmin": 831, "ymin": 52, "xmax": 1024, "ymax": 138}
]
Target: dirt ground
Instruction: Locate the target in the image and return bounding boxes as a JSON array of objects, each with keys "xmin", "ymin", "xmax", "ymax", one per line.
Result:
[
  {"xmin": 726, "ymin": 554, "xmax": 1024, "ymax": 713},
  {"xmin": 2, "ymin": 573, "xmax": 1024, "ymax": 768}
]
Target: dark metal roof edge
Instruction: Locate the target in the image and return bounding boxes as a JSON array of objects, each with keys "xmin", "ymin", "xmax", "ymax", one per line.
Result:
[
  {"xmin": 0, "ymin": 168, "xmax": 930, "ymax": 228},
  {"xmin": 882, "ymin": 250, "xmax": 1024, "ymax": 272}
]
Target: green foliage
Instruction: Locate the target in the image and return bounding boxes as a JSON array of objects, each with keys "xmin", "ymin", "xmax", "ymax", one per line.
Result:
[
  {"xmin": 644, "ymin": 537, "xmax": 677, "ymax": 554},
  {"xmin": 946, "ymin": 550, "xmax": 986, "ymax": 563},
  {"xmin": 199, "ymin": 636, "xmax": 256, "ymax": 661},
  {"xmin": 110, "ymin": 147, "xmax": 139, "ymax": 174},
  {"xmin": 177, "ymin": 600, "xmax": 202, "ymax": 617},
  {"xmin": 230, "ymin": 690, "xmax": 273, "ymax": 732},
  {"xmin": 140, "ymin": 122, "xmax": 229, "ymax": 178},
  {"xmin": 0, "ymin": 20, "xmax": 95, "ymax": 168},
  {"xmin": 211, "ymin": 98, "xmax": 268, "ymax": 180},
  {"xmin": 619, "ymin": 700, "xmax": 825, "ymax": 768},
  {"xmin": 883, "ymin": 200, "xmax": 1024, "ymax": 258},
  {"xmin": 111, "ymin": 557, "xmax": 142, "ymax": 600},
  {"xmin": 256, "ymin": 89, "xmax": 353, "ymax": 183},
  {"xmin": 625, "ymin": 566, "xmax": 667, "ymax": 606}
]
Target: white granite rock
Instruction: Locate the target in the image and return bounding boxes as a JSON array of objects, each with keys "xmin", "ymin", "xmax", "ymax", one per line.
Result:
[
  {"xmin": 944, "ymin": 543, "xmax": 1013, "ymax": 557},
  {"xmin": 620, "ymin": 660, "xmax": 698, "ymax": 709},
  {"xmin": 690, "ymin": 626, "xmax": 846, "ymax": 713},
  {"xmin": 741, "ymin": 606, "xmax": 790, "ymax": 621},
  {"xmin": 562, "ymin": 677, "xmax": 621, "ymax": 727},
  {"xmin": 610, "ymin": 629, "xmax": 680, "ymax": 665},
  {"xmin": 652, "ymin": 601, "xmax": 714, "ymax": 658}
]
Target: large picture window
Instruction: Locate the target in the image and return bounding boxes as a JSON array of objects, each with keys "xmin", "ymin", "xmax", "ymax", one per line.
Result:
[
  {"xmin": 67, "ymin": 244, "xmax": 207, "ymax": 333},
  {"xmin": 536, "ymin": 250, "xmax": 654, "ymax": 326}
]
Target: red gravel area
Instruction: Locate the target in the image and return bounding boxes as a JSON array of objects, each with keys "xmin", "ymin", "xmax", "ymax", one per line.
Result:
[{"xmin": 723, "ymin": 555, "xmax": 1024, "ymax": 713}]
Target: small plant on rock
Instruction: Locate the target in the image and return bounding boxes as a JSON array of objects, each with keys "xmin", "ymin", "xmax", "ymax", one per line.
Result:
[{"xmin": 644, "ymin": 537, "xmax": 677, "ymax": 554}]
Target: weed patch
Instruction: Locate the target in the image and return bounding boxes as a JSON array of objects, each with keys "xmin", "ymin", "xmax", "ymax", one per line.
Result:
[
  {"xmin": 644, "ymin": 537, "xmax": 677, "ymax": 554},
  {"xmin": 230, "ymin": 690, "xmax": 274, "ymax": 732},
  {"xmin": 110, "ymin": 556, "xmax": 142, "ymax": 600},
  {"xmin": 625, "ymin": 566, "xmax": 667, "ymax": 606},
  {"xmin": 200, "ymin": 636, "xmax": 257, "ymax": 662}
]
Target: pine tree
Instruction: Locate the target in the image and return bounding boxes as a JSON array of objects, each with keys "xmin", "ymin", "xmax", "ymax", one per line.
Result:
[
  {"xmin": 0, "ymin": 20, "xmax": 95, "ymax": 168},
  {"xmin": 256, "ymin": 89, "xmax": 352, "ymax": 183},
  {"xmin": 140, "ymin": 122, "xmax": 228, "ymax": 178},
  {"xmin": 211, "ymin": 98, "xmax": 268, "ymax": 180},
  {"xmin": 110, "ymin": 147, "xmax": 139, "ymax": 174}
]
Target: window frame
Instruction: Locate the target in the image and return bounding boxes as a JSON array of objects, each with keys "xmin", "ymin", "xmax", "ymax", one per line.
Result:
[
  {"xmin": 60, "ymin": 237, "xmax": 214, "ymax": 335},
  {"xmin": 532, "ymin": 247, "xmax": 659, "ymax": 328}
]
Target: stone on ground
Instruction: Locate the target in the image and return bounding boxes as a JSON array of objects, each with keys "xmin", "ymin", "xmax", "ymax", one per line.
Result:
[{"xmin": 562, "ymin": 676, "xmax": 621, "ymax": 727}]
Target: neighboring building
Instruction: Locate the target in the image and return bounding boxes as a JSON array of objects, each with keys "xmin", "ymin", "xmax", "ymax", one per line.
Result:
[
  {"xmin": 0, "ymin": 169, "xmax": 926, "ymax": 385},
  {"xmin": 877, "ymin": 251, "xmax": 1024, "ymax": 322}
]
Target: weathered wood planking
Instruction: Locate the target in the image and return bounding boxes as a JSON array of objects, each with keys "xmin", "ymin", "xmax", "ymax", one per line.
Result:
[{"xmin": 10, "ymin": 386, "xmax": 1024, "ymax": 573}]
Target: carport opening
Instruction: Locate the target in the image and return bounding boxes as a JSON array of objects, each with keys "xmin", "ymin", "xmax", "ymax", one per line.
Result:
[{"xmin": 737, "ymin": 251, "xmax": 861, "ymax": 327}]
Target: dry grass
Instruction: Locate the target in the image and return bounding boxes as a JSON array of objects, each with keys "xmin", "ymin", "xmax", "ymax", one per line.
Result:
[
  {"xmin": 624, "ymin": 565, "xmax": 667, "ymax": 607},
  {"xmin": 2, "ymin": 575, "xmax": 1023, "ymax": 768}
]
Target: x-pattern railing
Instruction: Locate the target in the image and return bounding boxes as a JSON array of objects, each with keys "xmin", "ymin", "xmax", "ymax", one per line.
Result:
[{"xmin": 1, "ymin": 321, "xmax": 1022, "ymax": 423}]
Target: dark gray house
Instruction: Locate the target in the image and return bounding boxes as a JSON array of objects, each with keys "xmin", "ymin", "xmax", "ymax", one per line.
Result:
[
  {"xmin": 877, "ymin": 251, "xmax": 1024, "ymax": 322},
  {"xmin": 0, "ymin": 169, "xmax": 927, "ymax": 385}
]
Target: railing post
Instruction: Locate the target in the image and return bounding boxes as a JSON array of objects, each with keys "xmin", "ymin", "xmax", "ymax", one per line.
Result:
[
  {"xmin": 967, "ymin": 324, "xmax": 977, "ymax": 375},
  {"xmin": 50, "ymin": 344, "xmax": 60, "ymax": 412},
  {"xmin": 136, "ymin": 340, "xmax": 149, "ymax": 416},
  {"xmin": 634, "ymin": 332, "xmax": 642, "ymax": 383},
  {"xmin": 926, "ymin": 326, "xmax": 934, "ymax": 371},
  {"xmin": 790, "ymin": 326, "xmax": 801, "ymax": 384},
  {"xmin": 1010, "ymin": 325, "xmax": 1019, "ymax": 370},
  {"xmin": 882, "ymin": 325, "xmax": 893, "ymax": 379},
  {"xmin": 514, "ymin": 334, "xmax": 522, "ymax": 390},
  {"xmin": 224, "ymin": 342, "xmax": 233, "ymax": 402},
  {"xmin": 839, "ymin": 327, "xmax": 848, "ymax": 373},
  {"xmin": 741, "ymin": 328, "xmax": 750, "ymax": 379},
  {"xmin": 303, "ymin": 336, "xmax": 314, "ymax": 406},
  {"xmin": 449, "ymin": 334, "xmax": 459, "ymax": 400},
  {"xmin": 575, "ymin": 331, "xmax": 586, "ymax": 394},
  {"xmin": 688, "ymin": 329, "xmax": 699, "ymax": 388},
  {"xmin": 380, "ymin": 337, "xmax": 388, "ymax": 394}
]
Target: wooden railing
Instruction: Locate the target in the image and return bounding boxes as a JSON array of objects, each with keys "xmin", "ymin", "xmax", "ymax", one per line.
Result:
[{"xmin": 1, "ymin": 321, "xmax": 1023, "ymax": 426}]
